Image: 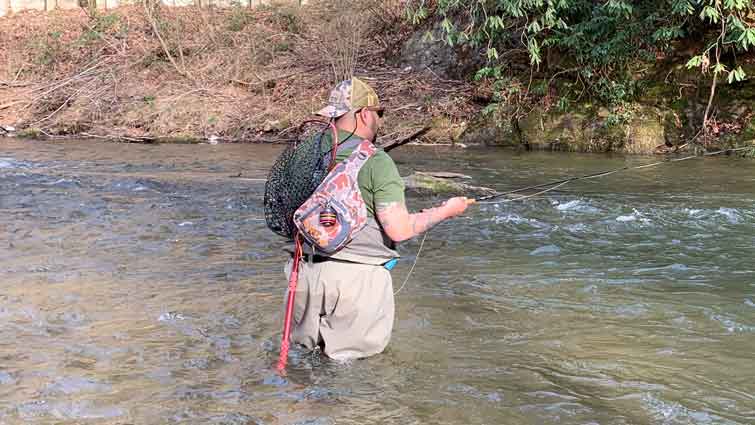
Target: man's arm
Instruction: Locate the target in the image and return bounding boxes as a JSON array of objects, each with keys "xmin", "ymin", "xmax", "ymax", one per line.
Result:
[{"xmin": 376, "ymin": 197, "xmax": 471, "ymax": 242}]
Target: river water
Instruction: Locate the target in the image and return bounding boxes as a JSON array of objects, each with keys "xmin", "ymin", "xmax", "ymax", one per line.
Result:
[{"xmin": 1, "ymin": 138, "xmax": 753, "ymax": 425}]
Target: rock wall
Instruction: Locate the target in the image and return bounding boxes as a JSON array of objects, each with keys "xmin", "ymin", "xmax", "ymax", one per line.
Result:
[{"xmin": 393, "ymin": 20, "xmax": 483, "ymax": 80}]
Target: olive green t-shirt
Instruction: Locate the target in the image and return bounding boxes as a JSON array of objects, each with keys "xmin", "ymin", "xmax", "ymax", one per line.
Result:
[
  {"xmin": 326, "ymin": 129, "xmax": 405, "ymax": 217},
  {"xmin": 297, "ymin": 128, "xmax": 403, "ymax": 264}
]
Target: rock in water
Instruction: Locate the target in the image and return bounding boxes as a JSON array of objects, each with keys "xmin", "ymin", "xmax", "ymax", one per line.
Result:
[{"xmin": 403, "ymin": 172, "xmax": 496, "ymax": 197}]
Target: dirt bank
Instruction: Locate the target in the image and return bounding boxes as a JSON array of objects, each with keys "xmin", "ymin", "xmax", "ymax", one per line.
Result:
[{"xmin": 0, "ymin": 3, "xmax": 477, "ymax": 145}]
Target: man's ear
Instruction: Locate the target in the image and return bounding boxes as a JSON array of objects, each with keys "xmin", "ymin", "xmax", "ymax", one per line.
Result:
[{"xmin": 356, "ymin": 108, "xmax": 367, "ymax": 126}]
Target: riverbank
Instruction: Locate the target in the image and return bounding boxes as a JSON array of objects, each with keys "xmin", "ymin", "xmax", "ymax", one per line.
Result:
[
  {"xmin": 1, "ymin": 3, "xmax": 754, "ymax": 155},
  {"xmin": 0, "ymin": 4, "xmax": 476, "ymax": 147}
]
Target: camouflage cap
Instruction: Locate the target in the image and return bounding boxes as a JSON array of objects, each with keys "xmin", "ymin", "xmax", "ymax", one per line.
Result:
[{"xmin": 316, "ymin": 77, "xmax": 380, "ymax": 118}]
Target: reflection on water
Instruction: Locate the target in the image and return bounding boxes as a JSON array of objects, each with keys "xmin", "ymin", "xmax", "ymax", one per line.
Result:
[{"xmin": 1, "ymin": 138, "xmax": 753, "ymax": 424}]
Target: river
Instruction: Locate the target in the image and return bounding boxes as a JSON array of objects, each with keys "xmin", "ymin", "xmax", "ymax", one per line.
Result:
[{"xmin": 1, "ymin": 138, "xmax": 753, "ymax": 424}]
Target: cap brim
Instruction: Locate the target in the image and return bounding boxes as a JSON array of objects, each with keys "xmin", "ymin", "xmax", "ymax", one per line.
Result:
[{"xmin": 316, "ymin": 105, "xmax": 349, "ymax": 118}]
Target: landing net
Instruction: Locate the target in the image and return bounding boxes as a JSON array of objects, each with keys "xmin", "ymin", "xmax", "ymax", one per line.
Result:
[{"xmin": 264, "ymin": 120, "xmax": 336, "ymax": 239}]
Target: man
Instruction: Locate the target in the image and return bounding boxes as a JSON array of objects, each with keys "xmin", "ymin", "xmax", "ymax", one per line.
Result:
[{"xmin": 286, "ymin": 77, "xmax": 470, "ymax": 361}]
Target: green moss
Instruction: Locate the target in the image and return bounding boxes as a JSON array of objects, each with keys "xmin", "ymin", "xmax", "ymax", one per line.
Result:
[
  {"xmin": 406, "ymin": 173, "xmax": 463, "ymax": 194},
  {"xmin": 741, "ymin": 118, "xmax": 755, "ymax": 141},
  {"xmin": 669, "ymin": 97, "xmax": 688, "ymax": 112},
  {"xmin": 154, "ymin": 136, "xmax": 202, "ymax": 144},
  {"xmin": 638, "ymin": 82, "xmax": 674, "ymax": 106},
  {"xmin": 16, "ymin": 128, "xmax": 42, "ymax": 139}
]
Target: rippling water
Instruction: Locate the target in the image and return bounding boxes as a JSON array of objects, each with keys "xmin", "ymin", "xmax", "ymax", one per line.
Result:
[{"xmin": 1, "ymin": 138, "xmax": 753, "ymax": 424}]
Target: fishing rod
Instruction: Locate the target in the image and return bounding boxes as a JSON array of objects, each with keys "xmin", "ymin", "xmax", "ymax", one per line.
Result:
[
  {"xmin": 474, "ymin": 146, "xmax": 754, "ymax": 204},
  {"xmin": 393, "ymin": 145, "xmax": 754, "ymax": 295}
]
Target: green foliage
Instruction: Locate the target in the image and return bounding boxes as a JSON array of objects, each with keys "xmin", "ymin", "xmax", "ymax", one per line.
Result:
[
  {"xmin": 407, "ymin": 0, "xmax": 755, "ymax": 110},
  {"xmin": 227, "ymin": 6, "xmax": 254, "ymax": 32},
  {"xmin": 31, "ymin": 30, "xmax": 65, "ymax": 66},
  {"xmin": 79, "ymin": 12, "xmax": 126, "ymax": 45},
  {"xmin": 405, "ymin": 1, "xmax": 430, "ymax": 26},
  {"xmin": 260, "ymin": 3, "xmax": 303, "ymax": 34},
  {"xmin": 604, "ymin": 106, "xmax": 632, "ymax": 127}
]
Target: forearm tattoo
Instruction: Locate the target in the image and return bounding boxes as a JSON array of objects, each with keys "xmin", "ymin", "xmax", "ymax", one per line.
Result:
[{"xmin": 376, "ymin": 201, "xmax": 447, "ymax": 240}]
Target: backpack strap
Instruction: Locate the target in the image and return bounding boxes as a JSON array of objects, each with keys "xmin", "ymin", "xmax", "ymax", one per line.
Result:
[{"xmin": 336, "ymin": 137, "xmax": 362, "ymax": 152}]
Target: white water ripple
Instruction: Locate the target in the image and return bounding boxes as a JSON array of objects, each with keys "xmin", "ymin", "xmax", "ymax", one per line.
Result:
[
  {"xmin": 553, "ymin": 199, "xmax": 600, "ymax": 213},
  {"xmin": 716, "ymin": 208, "xmax": 741, "ymax": 224}
]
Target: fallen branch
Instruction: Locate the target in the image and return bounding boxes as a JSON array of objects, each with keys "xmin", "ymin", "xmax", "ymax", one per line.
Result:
[
  {"xmin": 0, "ymin": 81, "xmax": 30, "ymax": 88},
  {"xmin": 81, "ymin": 131, "xmax": 158, "ymax": 143},
  {"xmin": 0, "ymin": 101, "xmax": 23, "ymax": 110},
  {"xmin": 381, "ymin": 126, "xmax": 431, "ymax": 152},
  {"xmin": 230, "ymin": 64, "xmax": 322, "ymax": 88}
]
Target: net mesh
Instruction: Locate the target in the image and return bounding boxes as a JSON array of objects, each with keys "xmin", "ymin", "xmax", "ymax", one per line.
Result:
[{"xmin": 264, "ymin": 121, "xmax": 336, "ymax": 239}]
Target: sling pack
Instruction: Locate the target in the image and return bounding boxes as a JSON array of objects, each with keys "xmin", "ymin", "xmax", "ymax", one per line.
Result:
[{"xmin": 292, "ymin": 139, "xmax": 376, "ymax": 254}]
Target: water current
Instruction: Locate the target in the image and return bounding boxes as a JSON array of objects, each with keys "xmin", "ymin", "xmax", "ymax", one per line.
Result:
[{"xmin": 1, "ymin": 138, "xmax": 753, "ymax": 424}]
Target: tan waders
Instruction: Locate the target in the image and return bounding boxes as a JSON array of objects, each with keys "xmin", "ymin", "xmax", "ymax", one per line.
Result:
[{"xmin": 284, "ymin": 258, "xmax": 394, "ymax": 361}]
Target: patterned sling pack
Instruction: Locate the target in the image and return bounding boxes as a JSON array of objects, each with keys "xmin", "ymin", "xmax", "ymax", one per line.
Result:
[{"xmin": 293, "ymin": 139, "xmax": 376, "ymax": 254}]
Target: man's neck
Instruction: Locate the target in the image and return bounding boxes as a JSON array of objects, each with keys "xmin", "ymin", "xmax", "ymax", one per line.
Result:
[{"xmin": 335, "ymin": 123, "xmax": 371, "ymax": 141}]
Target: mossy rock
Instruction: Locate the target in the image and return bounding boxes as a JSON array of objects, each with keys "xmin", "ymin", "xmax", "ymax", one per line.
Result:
[
  {"xmin": 154, "ymin": 136, "xmax": 202, "ymax": 144},
  {"xmin": 518, "ymin": 106, "xmax": 619, "ymax": 152},
  {"xmin": 403, "ymin": 172, "xmax": 496, "ymax": 197},
  {"xmin": 16, "ymin": 128, "xmax": 43, "ymax": 139},
  {"xmin": 457, "ymin": 113, "xmax": 520, "ymax": 147},
  {"xmin": 621, "ymin": 106, "xmax": 665, "ymax": 154},
  {"xmin": 515, "ymin": 104, "xmax": 668, "ymax": 154},
  {"xmin": 425, "ymin": 116, "xmax": 467, "ymax": 144}
]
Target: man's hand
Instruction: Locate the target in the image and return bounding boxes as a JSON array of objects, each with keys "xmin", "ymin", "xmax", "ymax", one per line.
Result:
[{"xmin": 441, "ymin": 196, "xmax": 472, "ymax": 218}]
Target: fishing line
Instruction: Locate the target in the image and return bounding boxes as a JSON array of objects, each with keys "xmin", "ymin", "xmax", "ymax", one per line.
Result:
[
  {"xmin": 395, "ymin": 145, "xmax": 753, "ymax": 295},
  {"xmin": 393, "ymin": 231, "xmax": 428, "ymax": 295},
  {"xmin": 477, "ymin": 146, "xmax": 752, "ymax": 203}
]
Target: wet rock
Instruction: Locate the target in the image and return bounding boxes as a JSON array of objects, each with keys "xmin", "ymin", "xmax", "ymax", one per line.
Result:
[
  {"xmin": 458, "ymin": 113, "xmax": 521, "ymax": 147},
  {"xmin": 403, "ymin": 171, "xmax": 496, "ymax": 197}
]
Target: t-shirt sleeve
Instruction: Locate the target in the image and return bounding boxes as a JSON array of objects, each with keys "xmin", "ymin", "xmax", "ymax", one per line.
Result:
[{"xmin": 369, "ymin": 151, "xmax": 405, "ymax": 206}]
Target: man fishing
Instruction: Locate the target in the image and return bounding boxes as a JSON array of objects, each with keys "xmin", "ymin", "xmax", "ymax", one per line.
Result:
[{"xmin": 283, "ymin": 77, "xmax": 471, "ymax": 361}]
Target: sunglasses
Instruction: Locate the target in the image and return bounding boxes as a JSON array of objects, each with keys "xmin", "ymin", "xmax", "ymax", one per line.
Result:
[{"xmin": 363, "ymin": 107, "xmax": 385, "ymax": 119}]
